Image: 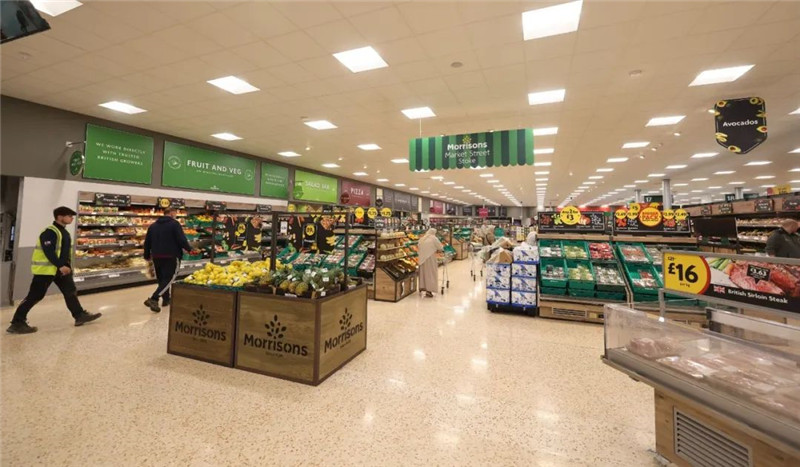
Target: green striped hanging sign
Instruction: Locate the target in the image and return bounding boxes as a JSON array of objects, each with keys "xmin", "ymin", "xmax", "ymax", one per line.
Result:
[{"xmin": 409, "ymin": 128, "xmax": 534, "ymax": 171}]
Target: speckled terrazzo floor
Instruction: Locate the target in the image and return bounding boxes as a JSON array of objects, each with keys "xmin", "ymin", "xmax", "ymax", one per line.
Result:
[{"xmin": 1, "ymin": 259, "xmax": 658, "ymax": 466}]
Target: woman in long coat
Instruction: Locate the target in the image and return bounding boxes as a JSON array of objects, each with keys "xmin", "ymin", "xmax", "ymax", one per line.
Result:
[{"xmin": 418, "ymin": 228, "xmax": 443, "ymax": 297}]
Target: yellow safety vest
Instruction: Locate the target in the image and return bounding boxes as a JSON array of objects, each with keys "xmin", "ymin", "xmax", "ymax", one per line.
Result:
[{"xmin": 31, "ymin": 225, "xmax": 63, "ymax": 276}]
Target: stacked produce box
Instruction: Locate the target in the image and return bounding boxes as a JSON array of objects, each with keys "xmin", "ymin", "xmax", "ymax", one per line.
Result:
[
  {"xmin": 616, "ymin": 243, "xmax": 662, "ymax": 302},
  {"xmin": 486, "ymin": 249, "xmax": 513, "ymax": 305},
  {"xmin": 511, "ymin": 245, "xmax": 538, "ymax": 308}
]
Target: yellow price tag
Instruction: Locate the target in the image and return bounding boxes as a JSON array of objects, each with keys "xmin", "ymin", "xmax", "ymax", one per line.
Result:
[
  {"xmin": 638, "ymin": 207, "xmax": 662, "ymax": 227},
  {"xmin": 367, "ymin": 207, "xmax": 378, "ymax": 219},
  {"xmin": 627, "ymin": 203, "xmax": 641, "ymax": 220},
  {"xmin": 159, "ymin": 198, "xmax": 170, "ymax": 208},
  {"xmin": 355, "ymin": 207, "xmax": 365, "ymax": 219},
  {"xmin": 380, "ymin": 207, "xmax": 392, "ymax": 218},
  {"xmin": 663, "ymin": 253, "xmax": 710, "ymax": 295},
  {"xmin": 559, "ymin": 206, "xmax": 580, "ymax": 225},
  {"xmin": 662, "ymin": 209, "xmax": 675, "ymax": 220},
  {"xmin": 287, "ymin": 204, "xmax": 297, "ymax": 213},
  {"xmin": 674, "ymin": 208, "xmax": 688, "ymax": 221},
  {"xmin": 614, "ymin": 208, "xmax": 627, "ymax": 220}
]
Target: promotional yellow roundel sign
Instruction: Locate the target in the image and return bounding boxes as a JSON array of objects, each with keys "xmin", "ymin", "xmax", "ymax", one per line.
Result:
[
  {"xmin": 559, "ymin": 206, "xmax": 580, "ymax": 225},
  {"xmin": 367, "ymin": 207, "xmax": 378, "ymax": 219},
  {"xmin": 663, "ymin": 252, "xmax": 710, "ymax": 295},
  {"xmin": 638, "ymin": 207, "xmax": 662, "ymax": 227},
  {"xmin": 159, "ymin": 198, "xmax": 170, "ymax": 209},
  {"xmin": 627, "ymin": 203, "xmax": 641, "ymax": 220},
  {"xmin": 380, "ymin": 207, "xmax": 392, "ymax": 218},
  {"xmin": 305, "ymin": 224, "xmax": 316, "ymax": 236},
  {"xmin": 674, "ymin": 208, "xmax": 688, "ymax": 221},
  {"xmin": 662, "ymin": 209, "xmax": 675, "ymax": 220},
  {"xmin": 355, "ymin": 207, "xmax": 365, "ymax": 220},
  {"xmin": 287, "ymin": 204, "xmax": 297, "ymax": 213},
  {"xmin": 614, "ymin": 208, "xmax": 627, "ymax": 220}
]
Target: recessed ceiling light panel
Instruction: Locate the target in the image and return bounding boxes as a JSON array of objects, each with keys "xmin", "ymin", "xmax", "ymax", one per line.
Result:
[
  {"xmin": 207, "ymin": 76, "xmax": 259, "ymax": 94},
  {"xmin": 646, "ymin": 116, "xmax": 685, "ymax": 126},
  {"xmin": 522, "ymin": 0, "xmax": 583, "ymax": 41},
  {"xmin": 98, "ymin": 101, "xmax": 146, "ymax": 114},
  {"xmin": 333, "ymin": 46, "xmax": 388, "ymax": 73},
  {"xmin": 401, "ymin": 107, "xmax": 435, "ymax": 119},
  {"xmin": 528, "ymin": 89, "xmax": 566, "ymax": 106},
  {"xmin": 304, "ymin": 120, "xmax": 337, "ymax": 130},
  {"xmin": 689, "ymin": 65, "xmax": 754, "ymax": 86}
]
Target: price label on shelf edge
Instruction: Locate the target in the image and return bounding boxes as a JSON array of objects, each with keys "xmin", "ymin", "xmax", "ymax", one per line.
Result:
[
  {"xmin": 663, "ymin": 252, "xmax": 710, "ymax": 295},
  {"xmin": 559, "ymin": 206, "xmax": 580, "ymax": 225}
]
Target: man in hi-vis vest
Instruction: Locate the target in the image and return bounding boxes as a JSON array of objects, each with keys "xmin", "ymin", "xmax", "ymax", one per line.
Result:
[{"xmin": 7, "ymin": 207, "xmax": 102, "ymax": 334}]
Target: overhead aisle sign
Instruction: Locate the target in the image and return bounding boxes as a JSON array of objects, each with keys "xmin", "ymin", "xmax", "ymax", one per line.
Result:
[
  {"xmin": 409, "ymin": 129, "xmax": 534, "ymax": 171},
  {"xmin": 84, "ymin": 124, "xmax": 154, "ymax": 184},
  {"xmin": 261, "ymin": 163, "xmax": 289, "ymax": 199},
  {"xmin": 293, "ymin": 170, "xmax": 337, "ymax": 204},
  {"xmin": 162, "ymin": 142, "xmax": 256, "ymax": 195}
]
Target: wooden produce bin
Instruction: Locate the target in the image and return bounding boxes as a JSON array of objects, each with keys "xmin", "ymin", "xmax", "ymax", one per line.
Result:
[
  {"xmin": 235, "ymin": 285, "xmax": 368, "ymax": 386},
  {"xmin": 167, "ymin": 283, "xmax": 238, "ymax": 367},
  {"xmin": 373, "ymin": 268, "xmax": 417, "ymax": 302}
]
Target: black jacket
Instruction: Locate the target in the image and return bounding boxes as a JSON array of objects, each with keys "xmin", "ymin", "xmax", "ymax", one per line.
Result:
[
  {"xmin": 40, "ymin": 222, "xmax": 72, "ymax": 268},
  {"xmin": 143, "ymin": 217, "xmax": 191, "ymax": 260},
  {"xmin": 766, "ymin": 228, "xmax": 800, "ymax": 259}
]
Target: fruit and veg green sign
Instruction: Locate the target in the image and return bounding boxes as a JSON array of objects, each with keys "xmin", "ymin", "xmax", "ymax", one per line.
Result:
[
  {"xmin": 664, "ymin": 251, "xmax": 800, "ymax": 314},
  {"xmin": 292, "ymin": 170, "xmax": 337, "ymax": 204},
  {"xmin": 84, "ymin": 124, "xmax": 154, "ymax": 184},
  {"xmin": 261, "ymin": 163, "xmax": 289, "ymax": 199},
  {"xmin": 162, "ymin": 142, "xmax": 256, "ymax": 195},
  {"xmin": 409, "ymin": 128, "xmax": 534, "ymax": 171},
  {"xmin": 714, "ymin": 97, "xmax": 767, "ymax": 154}
]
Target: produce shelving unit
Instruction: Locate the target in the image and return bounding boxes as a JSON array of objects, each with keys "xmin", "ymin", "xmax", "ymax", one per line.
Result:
[
  {"xmin": 169, "ymin": 210, "xmax": 368, "ymax": 386},
  {"xmin": 373, "ymin": 231, "xmax": 418, "ymax": 302},
  {"xmin": 73, "ymin": 191, "xmax": 276, "ymax": 292}
]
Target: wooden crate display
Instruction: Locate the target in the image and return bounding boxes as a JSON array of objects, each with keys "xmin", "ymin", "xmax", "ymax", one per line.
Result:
[
  {"xmin": 235, "ymin": 285, "xmax": 368, "ymax": 386},
  {"xmin": 167, "ymin": 284, "xmax": 237, "ymax": 367}
]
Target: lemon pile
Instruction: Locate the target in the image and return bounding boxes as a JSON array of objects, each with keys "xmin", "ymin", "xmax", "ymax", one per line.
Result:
[{"xmin": 184, "ymin": 259, "xmax": 287, "ymax": 288}]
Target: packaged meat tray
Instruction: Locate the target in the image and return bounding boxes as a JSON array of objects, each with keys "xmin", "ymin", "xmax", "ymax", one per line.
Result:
[
  {"xmin": 751, "ymin": 394, "xmax": 800, "ymax": 423},
  {"xmin": 627, "ymin": 336, "xmax": 684, "ymax": 359},
  {"xmin": 657, "ymin": 356, "xmax": 718, "ymax": 379},
  {"xmin": 705, "ymin": 370, "xmax": 777, "ymax": 399}
]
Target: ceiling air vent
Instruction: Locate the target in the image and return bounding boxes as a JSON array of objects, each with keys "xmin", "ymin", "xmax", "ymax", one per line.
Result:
[{"xmin": 674, "ymin": 409, "xmax": 752, "ymax": 467}]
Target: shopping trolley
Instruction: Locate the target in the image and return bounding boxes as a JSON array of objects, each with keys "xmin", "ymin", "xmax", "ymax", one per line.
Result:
[
  {"xmin": 469, "ymin": 242, "xmax": 485, "ymax": 281},
  {"xmin": 438, "ymin": 251, "xmax": 454, "ymax": 294}
]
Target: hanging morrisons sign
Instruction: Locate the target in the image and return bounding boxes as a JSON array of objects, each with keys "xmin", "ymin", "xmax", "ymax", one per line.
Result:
[{"xmin": 409, "ymin": 129, "xmax": 534, "ymax": 171}]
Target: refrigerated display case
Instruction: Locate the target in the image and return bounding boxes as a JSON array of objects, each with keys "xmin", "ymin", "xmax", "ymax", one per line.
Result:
[{"xmin": 603, "ymin": 304, "xmax": 800, "ymax": 465}]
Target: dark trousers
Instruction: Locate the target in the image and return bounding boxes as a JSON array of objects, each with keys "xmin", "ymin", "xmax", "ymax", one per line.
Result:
[
  {"xmin": 12, "ymin": 273, "xmax": 84, "ymax": 324},
  {"xmin": 151, "ymin": 257, "xmax": 180, "ymax": 302}
]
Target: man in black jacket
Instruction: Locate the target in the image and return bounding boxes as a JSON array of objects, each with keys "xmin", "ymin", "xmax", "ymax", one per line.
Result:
[
  {"xmin": 766, "ymin": 219, "xmax": 800, "ymax": 258},
  {"xmin": 8, "ymin": 206, "xmax": 101, "ymax": 334},
  {"xmin": 143, "ymin": 208, "xmax": 191, "ymax": 312}
]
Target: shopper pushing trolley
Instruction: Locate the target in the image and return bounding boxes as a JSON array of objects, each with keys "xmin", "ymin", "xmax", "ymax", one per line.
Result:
[
  {"xmin": 143, "ymin": 207, "xmax": 192, "ymax": 313},
  {"xmin": 7, "ymin": 207, "xmax": 102, "ymax": 334}
]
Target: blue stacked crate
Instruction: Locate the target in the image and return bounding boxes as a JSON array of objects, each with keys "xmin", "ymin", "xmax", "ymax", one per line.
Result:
[
  {"xmin": 511, "ymin": 246, "xmax": 538, "ymax": 310},
  {"xmin": 486, "ymin": 263, "xmax": 511, "ymax": 306}
]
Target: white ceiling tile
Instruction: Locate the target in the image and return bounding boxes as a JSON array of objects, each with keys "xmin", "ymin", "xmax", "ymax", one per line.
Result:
[
  {"xmin": 574, "ymin": 22, "xmax": 636, "ymax": 54},
  {"xmin": 691, "ymin": 2, "xmax": 775, "ymax": 34},
  {"xmin": 376, "ymin": 37, "xmax": 429, "ymax": 66},
  {"xmin": 267, "ymin": 31, "xmax": 328, "ymax": 62},
  {"xmin": 222, "ymin": 2, "xmax": 298, "ymax": 39},
  {"xmin": 524, "ymin": 33, "xmax": 577, "ymax": 61},
  {"xmin": 298, "ymin": 56, "xmax": 352, "ymax": 80},
  {"xmin": 237, "ymin": 69, "xmax": 288, "ymax": 90},
  {"xmin": 93, "ymin": 44, "xmax": 156, "ymax": 71},
  {"xmin": 459, "ymin": 1, "xmax": 521, "ymax": 23},
  {"xmin": 87, "ymin": 1, "xmax": 179, "ymax": 34},
  {"xmin": 231, "ymin": 41, "xmax": 292, "ymax": 69},
  {"xmin": 199, "ymin": 50, "xmax": 260, "ymax": 75},
  {"xmin": 125, "ymin": 36, "xmax": 189, "ymax": 66},
  {"xmin": 443, "ymin": 71, "xmax": 487, "ymax": 92},
  {"xmin": 305, "ymin": 19, "xmax": 366, "ymax": 53},
  {"xmin": 349, "ymin": 6, "xmax": 415, "ymax": 43},
  {"xmin": 148, "ymin": 25, "xmax": 223, "ymax": 56},
  {"xmin": 273, "ymin": 2, "xmax": 343, "ymax": 28},
  {"xmin": 474, "ymin": 42, "xmax": 524, "ymax": 69},
  {"xmin": 416, "ymin": 27, "xmax": 473, "ymax": 57},
  {"xmin": 150, "ymin": 1, "xmax": 218, "ymax": 22},
  {"xmin": 186, "ymin": 12, "xmax": 259, "ymax": 48},
  {"xmin": 396, "ymin": 2, "xmax": 462, "ymax": 34},
  {"xmin": 407, "ymin": 78, "xmax": 450, "ymax": 95},
  {"xmin": 333, "ymin": 2, "xmax": 389, "ymax": 18},
  {"xmin": 466, "ymin": 14, "xmax": 522, "ymax": 48},
  {"xmin": 268, "ymin": 62, "xmax": 318, "ymax": 85}
]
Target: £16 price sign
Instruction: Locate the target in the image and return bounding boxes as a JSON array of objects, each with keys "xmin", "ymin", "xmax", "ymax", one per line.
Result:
[{"xmin": 663, "ymin": 252, "xmax": 711, "ymax": 295}]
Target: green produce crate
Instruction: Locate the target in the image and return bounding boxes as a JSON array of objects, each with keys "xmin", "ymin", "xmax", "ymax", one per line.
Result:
[
  {"xmin": 593, "ymin": 262, "xmax": 627, "ymax": 293},
  {"xmin": 182, "ymin": 253, "xmax": 203, "ymax": 261},
  {"xmin": 615, "ymin": 242, "xmax": 651, "ymax": 264},
  {"xmin": 562, "ymin": 240, "xmax": 590, "ymax": 260},
  {"xmin": 539, "ymin": 257, "xmax": 568, "ymax": 288},
  {"xmin": 623, "ymin": 262, "xmax": 662, "ymax": 295},
  {"xmin": 541, "ymin": 286, "xmax": 566, "ymax": 296},
  {"xmin": 632, "ymin": 292, "xmax": 660, "ymax": 302},
  {"xmin": 567, "ymin": 288, "xmax": 595, "ymax": 298},
  {"xmin": 538, "ymin": 239, "xmax": 564, "ymax": 258},
  {"xmin": 595, "ymin": 291, "xmax": 626, "ymax": 301},
  {"xmin": 566, "ymin": 259, "xmax": 595, "ymax": 290}
]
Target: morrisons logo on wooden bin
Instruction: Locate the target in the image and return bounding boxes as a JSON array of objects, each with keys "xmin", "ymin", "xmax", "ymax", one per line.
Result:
[
  {"xmin": 174, "ymin": 306, "xmax": 227, "ymax": 341},
  {"xmin": 242, "ymin": 314, "xmax": 309, "ymax": 358},
  {"xmin": 324, "ymin": 308, "xmax": 364, "ymax": 353}
]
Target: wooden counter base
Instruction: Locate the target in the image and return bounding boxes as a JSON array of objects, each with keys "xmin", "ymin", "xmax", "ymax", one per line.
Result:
[{"xmin": 655, "ymin": 389, "xmax": 800, "ymax": 467}]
